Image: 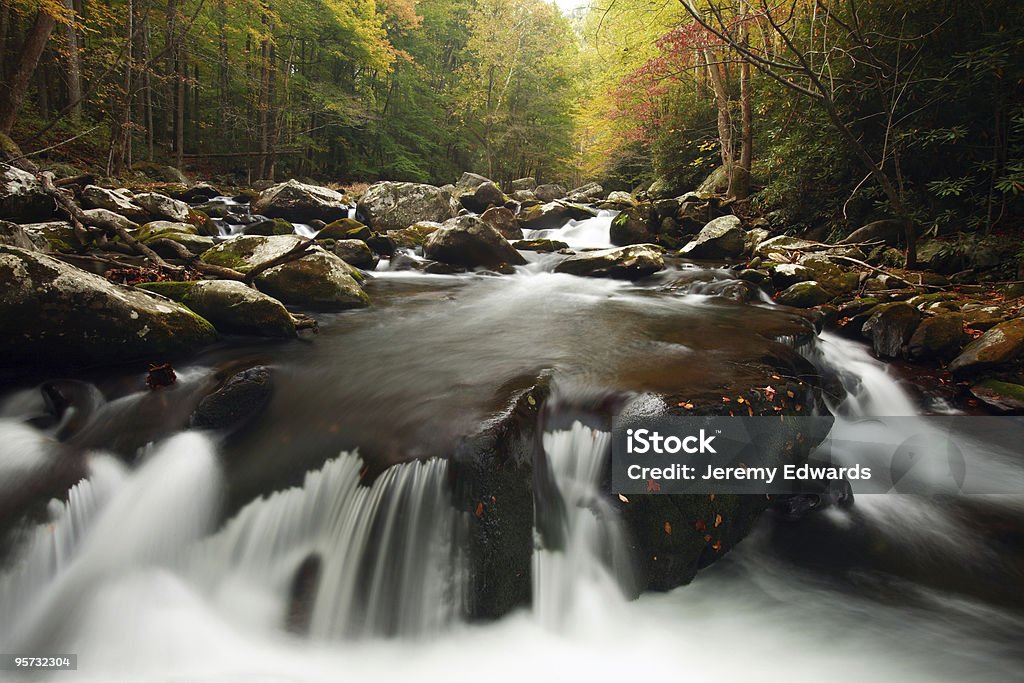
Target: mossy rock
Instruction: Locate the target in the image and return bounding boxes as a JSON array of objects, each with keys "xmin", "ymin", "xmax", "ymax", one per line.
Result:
[
  {"xmin": 775, "ymin": 281, "xmax": 832, "ymax": 308},
  {"xmin": 317, "ymin": 217, "xmax": 371, "ymax": 241},
  {"xmin": 244, "ymin": 218, "xmax": 295, "ymax": 236},
  {"xmin": 949, "ymin": 318, "xmax": 1024, "ymax": 375},
  {"xmin": 137, "ymin": 220, "xmax": 199, "ymax": 242},
  {"xmin": 512, "ymin": 238, "xmax": 569, "ymax": 252},
  {"xmin": 145, "ymin": 232, "xmax": 216, "ymax": 257},
  {"xmin": 386, "ymin": 222, "xmax": 443, "ymax": 248},
  {"xmin": 138, "ymin": 280, "xmax": 296, "ymax": 338},
  {"xmin": 907, "ymin": 313, "xmax": 965, "ymax": 362},
  {"xmin": 969, "ymin": 379, "xmax": 1024, "ymax": 412},
  {"xmin": 862, "ymin": 302, "xmax": 922, "ymax": 358}
]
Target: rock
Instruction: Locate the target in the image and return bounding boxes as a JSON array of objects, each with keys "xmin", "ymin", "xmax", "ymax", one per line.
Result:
[
  {"xmin": 423, "ymin": 215, "xmax": 526, "ymax": 269},
  {"xmin": 518, "ymin": 201, "xmax": 596, "ymax": 230},
  {"xmin": 696, "ymin": 165, "xmax": 729, "ymax": 195},
  {"xmin": 456, "ymin": 172, "xmax": 492, "ymax": 189},
  {"xmin": 1, "ymin": 163, "xmax": 56, "ymax": 223},
  {"xmin": 744, "ymin": 227, "xmax": 770, "ymax": 257},
  {"xmin": 776, "ymin": 281, "xmax": 832, "ymax": 308},
  {"xmin": 961, "ymin": 303, "xmax": 1006, "ymax": 330},
  {"xmin": 512, "ymin": 238, "xmax": 569, "ymax": 252},
  {"xmin": 862, "ymin": 302, "xmax": 922, "ymax": 358},
  {"xmin": 80, "ymin": 185, "xmax": 148, "ymax": 222},
  {"xmin": 138, "ymin": 280, "xmax": 296, "ymax": 338},
  {"xmin": 20, "ymin": 220, "xmax": 86, "ymax": 252},
  {"xmin": 366, "ymin": 233, "xmax": 395, "ymax": 256},
  {"xmin": 969, "ymin": 379, "xmax": 1024, "ymax": 412},
  {"xmin": 357, "ymin": 181, "xmax": 457, "ymax": 232},
  {"xmin": 0, "ymin": 221, "xmax": 38, "ymax": 250},
  {"xmin": 508, "ymin": 177, "xmax": 537, "ymax": 192},
  {"xmin": 333, "ymin": 239, "xmax": 379, "ymax": 270},
  {"xmin": 131, "ymin": 162, "xmax": 188, "ymax": 184},
  {"xmin": 480, "ymin": 206, "xmax": 523, "ymax": 240},
  {"xmin": 251, "ymin": 179, "xmax": 350, "ymax": 223},
  {"xmin": 949, "ymin": 318, "xmax": 1024, "ymax": 375},
  {"xmin": 647, "ymin": 175, "xmax": 686, "ymax": 200},
  {"xmin": 679, "ymin": 215, "xmax": 744, "ymax": 259},
  {"xmin": 242, "ymin": 217, "xmax": 295, "ymax": 236},
  {"xmin": 754, "ymin": 235, "xmax": 819, "ymax": 259},
  {"xmin": 567, "ymin": 181, "xmax": 604, "ymax": 201},
  {"xmin": 840, "ymin": 219, "xmax": 905, "ymax": 246},
  {"xmin": 534, "ymin": 184, "xmax": 566, "ymax": 202},
  {"xmin": 316, "ymin": 217, "xmax": 371, "ymax": 241},
  {"xmin": 798, "ymin": 255, "xmax": 859, "ymax": 295},
  {"xmin": 138, "ymin": 223, "xmax": 213, "ymax": 256},
  {"xmin": 257, "ymin": 250, "xmax": 369, "ymax": 310},
  {"xmin": 178, "ymin": 183, "xmax": 222, "ymax": 202},
  {"xmin": 770, "ymin": 263, "xmax": 814, "ymax": 291},
  {"xmin": 387, "ymin": 222, "xmax": 442, "ymax": 248},
  {"xmin": 554, "ymin": 244, "xmax": 664, "ymax": 280},
  {"xmin": 133, "ymin": 192, "xmax": 192, "ymax": 222},
  {"xmin": 0, "ymin": 245, "xmax": 216, "ymax": 366},
  {"xmin": 136, "ymin": 220, "xmax": 198, "ymax": 242},
  {"xmin": 603, "ymin": 191, "xmax": 637, "ymax": 209},
  {"xmin": 459, "ymin": 181, "xmax": 509, "ymax": 214},
  {"xmin": 907, "ymin": 314, "xmax": 965, "ymax": 362},
  {"xmin": 610, "ymin": 206, "xmax": 651, "ymax": 246},
  {"xmin": 190, "ymin": 366, "xmax": 274, "ymax": 432},
  {"xmin": 82, "ymin": 208, "xmax": 138, "ymax": 234},
  {"xmin": 511, "ymin": 190, "xmax": 537, "ymax": 203},
  {"xmin": 201, "ymin": 234, "xmax": 308, "ymax": 273}
]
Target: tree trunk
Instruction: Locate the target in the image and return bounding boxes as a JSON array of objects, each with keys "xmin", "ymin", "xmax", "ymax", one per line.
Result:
[
  {"xmin": 175, "ymin": 48, "xmax": 185, "ymax": 169},
  {"xmin": 704, "ymin": 49, "xmax": 734, "ymax": 194},
  {"xmin": 63, "ymin": 0, "xmax": 82, "ymax": 125},
  {"xmin": 164, "ymin": 0, "xmax": 179, "ymax": 149},
  {"xmin": 0, "ymin": 9, "xmax": 57, "ymax": 135},
  {"xmin": 732, "ymin": 1, "xmax": 752, "ymax": 199}
]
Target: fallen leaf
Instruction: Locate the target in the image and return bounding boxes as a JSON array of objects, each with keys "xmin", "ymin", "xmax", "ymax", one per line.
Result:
[
  {"xmin": 714, "ymin": 514, "xmax": 723, "ymax": 528},
  {"xmin": 664, "ymin": 522, "xmax": 672, "ymax": 535},
  {"xmin": 694, "ymin": 519, "xmax": 707, "ymax": 532},
  {"xmin": 474, "ymin": 502, "xmax": 484, "ymax": 518},
  {"xmin": 711, "ymin": 540, "xmax": 722, "ymax": 551},
  {"xmin": 618, "ymin": 494, "xmax": 629, "ymax": 503}
]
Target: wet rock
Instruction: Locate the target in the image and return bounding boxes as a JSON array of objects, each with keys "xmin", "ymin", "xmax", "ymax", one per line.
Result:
[
  {"xmin": 610, "ymin": 206, "xmax": 651, "ymax": 246},
  {"xmin": 286, "ymin": 553, "xmax": 322, "ymax": 635},
  {"xmin": 333, "ymin": 239, "xmax": 379, "ymax": 270},
  {"xmin": 512, "ymin": 238, "xmax": 569, "ymax": 252},
  {"xmin": 251, "ymin": 179, "xmax": 350, "ymax": 222},
  {"xmin": 862, "ymin": 302, "xmax": 922, "ymax": 358},
  {"xmin": 744, "ymin": 227, "xmax": 770, "ymax": 257},
  {"xmin": 534, "ymin": 184, "xmax": 566, "ymax": 202},
  {"xmin": 243, "ymin": 217, "xmax": 295, "ymax": 236},
  {"xmin": 480, "ymin": 206, "xmax": 523, "ymax": 240},
  {"xmin": 679, "ymin": 215, "xmax": 744, "ymax": 259},
  {"xmin": 460, "ymin": 181, "xmax": 509, "ymax": 214},
  {"xmin": 969, "ymin": 379, "xmax": 1024, "ymax": 412},
  {"xmin": 387, "ymin": 222, "xmax": 442, "ymax": 248},
  {"xmin": 770, "ymin": 263, "xmax": 814, "ymax": 291},
  {"xmin": 137, "ymin": 280, "xmax": 296, "ymax": 338},
  {"xmin": 0, "ymin": 221, "xmax": 38, "ymax": 250},
  {"xmin": 178, "ymin": 182, "xmax": 222, "ymax": 202},
  {"xmin": 316, "ymin": 217, "xmax": 371, "ymax": 241},
  {"xmin": 0, "ymin": 245, "xmax": 216, "ymax": 367},
  {"xmin": 0, "ymin": 163, "xmax": 56, "ymax": 223},
  {"xmin": 423, "ymin": 215, "xmax": 526, "ymax": 270},
  {"xmin": 554, "ymin": 244, "xmax": 664, "ymax": 280},
  {"xmin": 19, "ymin": 220, "xmax": 84, "ymax": 252},
  {"xmin": 776, "ymin": 281, "xmax": 832, "ymax": 308},
  {"xmin": 517, "ymin": 201, "xmax": 596, "ymax": 230},
  {"xmin": 133, "ymin": 192, "xmax": 192, "ymax": 222},
  {"xmin": 357, "ymin": 181, "xmax": 457, "ymax": 232},
  {"xmin": 191, "ymin": 365, "xmax": 274, "ymax": 432},
  {"xmin": 907, "ymin": 314, "xmax": 965, "ymax": 362},
  {"xmin": 80, "ymin": 185, "xmax": 148, "ymax": 222},
  {"xmin": 508, "ymin": 177, "xmax": 536, "ymax": 192},
  {"xmin": 949, "ymin": 318, "xmax": 1024, "ymax": 375}
]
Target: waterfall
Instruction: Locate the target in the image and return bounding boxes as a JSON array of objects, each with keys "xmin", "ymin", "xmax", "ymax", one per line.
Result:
[
  {"xmin": 189, "ymin": 453, "xmax": 466, "ymax": 639},
  {"xmin": 533, "ymin": 421, "xmax": 633, "ymax": 628}
]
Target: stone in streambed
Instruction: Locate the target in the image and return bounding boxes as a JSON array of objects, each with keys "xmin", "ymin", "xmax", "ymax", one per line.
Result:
[
  {"xmin": 609, "ymin": 206, "xmax": 651, "ymax": 246},
  {"xmin": 969, "ymin": 379, "xmax": 1024, "ymax": 412},
  {"xmin": 423, "ymin": 215, "xmax": 526, "ymax": 270},
  {"xmin": 0, "ymin": 221, "xmax": 39, "ymax": 250},
  {"xmin": 907, "ymin": 313, "xmax": 965, "ymax": 362},
  {"xmin": 137, "ymin": 280, "xmax": 297, "ymax": 338},
  {"xmin": 480, "ymin": 206, "xmax": 522, "ymax": 240},
  {"xmin": 190, "ymin": 365, "xmax": 274, "ymax": 432},
  {"xmin": 81, "ymin": 185, "xmax": 149, "ymax": 222},
  {"xmin": 948, "ymin": 318, "xmax": 1024, "ymax": 375},
  {"xmin": 512, "ymin": 238, "xmax": 569, "ymax": 252},
  {"xmin": 0, "ymin": 163, "xmax": 56, "ymax": 223},
  {"xmin": 133, "ymin": 192, "xmax": 193, "ymax": 223},
  {"xmin": 679, "ymin": 215, "xmax": 744, "ymax": 259},
  {"xmin": 0, "ymin": 245, "xmax": 216, "ymax": 367},
  {"xmin": 333, "ymin": 239, "xmax": 379, "ymax": 270},
  {"xmin": 242, "ymin": 217, "xmax": 295, "ymax": 236},
  {"xmin": 251, "ymin": 179, "xmax": 351, "ymax": 223},
  {"xmin": 862, "ymin": 302, "xmax": 921, "ymax": 358},
  {"xmin": 316, "ymin": 217, "xmax": 371, "ymax": 241},
  {"xmin": 775, "ymin": 281, "xmax": 832, "ymax": 308},
  {"xmin": 357, "ymin": 181, "xmax": 457, "ymax": 232},
  {"xmin": 387, "ymin": 222, "xmax": 442, "ymax": 248},
  {"xmin": 553, "ymin": 244, "xmax": 664, "ymax": 280},
  {"xmin": 459, "ymin": 181, "xmax": 509, "ymax": 214}
]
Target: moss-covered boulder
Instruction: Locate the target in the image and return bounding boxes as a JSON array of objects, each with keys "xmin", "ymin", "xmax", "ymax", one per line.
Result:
[
  {"xmin": 949, "ymin": 318, "xmax": 1024, "ymax": 375},
  {"xmin": 480, "ymin": 206, "xmax": 523, "ymax": 240},
  {"xmin": 609, "ymin": 205, "xmax": 651, "ymax": 246},
  {"xmin": 333, "ymin": 239, "xmax": 379, "ymax": 270},
  {"xmin": 770, "ymin": 263, "xmax": 814, "ymax": 291},
  {"xmin": 19, "ymin": 221, "xmax": 84, "ymax": 252},
  {"xmin": 316, "ymin": 217, "xmax": 371, "ymax": 241},
  {"xmin": 512, "ymin": 238, "xmax": 569, "ymax": 252},
  {"xmin": 386, "ymin": 222, "xmax": 442, "ymax": 248},
  {"xmin": 81, "ymin": 185, "xmax": 148, "ymax": 222},
  {"xmin": 423, "ymin": 215, "xmax": 527, "ymax": 270},
  {"xmin": 0, "ymin": 245, "xmax": 215, "ymax": 366},
  {"xmin": 252, "ymin": 179, "xmax": 351, "ymax": 223},
  {"xmin": 862, "ymin": 302, "xmax": 922, "ymax": 358},
  {"xmin": 136, "ymin": 220, "xmax": 198, "ymax": 242},
  {"xmin": 554, "ymin": 244, "xmax": 664, "ymax": 280},
  {"xmin": 969, "ymin": 379, "xmax": 1024, "ymax": 412},
  {"xmin": 907, "ymin": 314, "xmax": 965, "ymax": 362},
  {"xmin": 242, "ymin": 217, "xmax": 295, "ymax": 236},
  {"xmin": 138, "ymin": 280, "xmax": 296, "ymax": 338},
  {"xmin": 798, "ymin": 255, "xmax": 859, "ymax": 295},
  {"xmin": 776, "ymin": 281, "xmax": 832, "ymax": 308},
  {"xmin": 679, "ymin": 215, "xmax": 744, "ymax": 259}
]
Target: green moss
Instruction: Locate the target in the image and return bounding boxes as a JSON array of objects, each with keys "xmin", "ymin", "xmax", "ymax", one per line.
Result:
[
  {"xmin": 136, "ymin": 281, "xmax": 199, "ymax": 302},
  {"xmin": 317, "ymin": 218, "xmax": 369, "ymax": 241}
]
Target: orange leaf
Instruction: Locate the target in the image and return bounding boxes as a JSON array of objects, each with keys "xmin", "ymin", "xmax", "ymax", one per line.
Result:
[
  {"xmin": 474, "ymin": 502, "xmax": 484, "ymax": 518},
  {"xmin": 711, "ymin": 540, "xmax": 722, "ymax": 552},
  {"xmin": 714, "ymin": 514, "xmax": 723, "ymax": 528},
  {"xmin": 664, "ymin": 522, "xmax": 672, "ymax": 535},
  {"xmin": 694, "ymin": 519, "xmax": 707, "ymax": 532}
]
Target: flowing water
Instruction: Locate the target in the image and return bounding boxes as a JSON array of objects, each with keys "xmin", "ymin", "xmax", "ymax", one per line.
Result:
[{"xmin": 1, "ymin": 211, "xmax": 1022, "ymax": 682}]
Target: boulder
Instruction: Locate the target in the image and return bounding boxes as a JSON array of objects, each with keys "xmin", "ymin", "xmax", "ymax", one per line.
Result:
[
  {"xmin": 316, "ymin": 217, "xmax": 371, "ymax": 241},
  {"xmin": 139, "ymin": 224, "xmax": 214, "ymax": 256},
  {"xmin": 696, "ymin": 165, "xmax": 729, "ymax": 195},
  {"xmin": 480, "ymin": 206, "xmax": 523, "ymax": 240},
  {"xmin": 242, "ymin": 218, "xmax": 295, "ymax": 236},
  {"xmin": 460, "ymin": 181, "xmax": 509, "ymax": 214},
  {"xmin": 83, "ymin": 208, "xmax": 138, "ymax": 233},
  {"xmin": 775, "ymin": 281, "xmax": 832, "ymax": 308},
  {"xmin": 862, "ymin": 302, "xmax": 922, "ymax": 358},
  {"xmin": 251, "ymin": 179, "xmax": 350, "ymax": 222},
  {"xmin": 456, "ymin": 172, "xmax": 492, "ymax": 189},
  {"xmin": 907, "ymin": 314, "xmax": 965, "ymax": 362},
  {"xmin": 333, "ymin": 239, "xmax": 379, "ymax": 270},
  {"xmin": 755, "ymin": 235, "xmax": 819, "ymax": 259},
  {"xmin": 133, "ymin": 192, "xmax": 192, "ymax": 222},
  {"xmin": 1, "ymin": 163, "xmax": 56, "ymax": 223},
  {"xmin": 0, "ymin": 221, "xmax": 39, "ymax": 250},
  {"xmin": 679, "ymin": 215, "xmax": 744, "ymax": 259},
  {"xmin": 512, "ymin": 238, "xmax": 569, "ymax": 252},
  {"xmin": 798, "ymin": 255, "xmax": 859, "ymax": 295},
  {"xmin": 423, "ymin": 215, "xmax": 526, "ymax": 270},
  {"xmin": 357, "ymin": 181, "xmax": 457, "ymax": 232},
  {"xmin": 508, "ymin": 177, "xmax": 537, "ymax": 192},
  {"xmin": 517, "ymin": 201, "xmax": 596, "ymax": 230},
  {"xmin": 948, "ymin": 318, "xmax": 1024, "ymax": 375},
  {"xmin": 511, "ymin": 190, "xmax": 537, "ymax": 203},
  {"xmin": 136, "ymin": 220, "xmax": 198, "ymax": 242},
  {"xmin": 178, "ymin": 183, "xmax": 222, "ymax": 202},
  {"xmin": 770, "ymin": 263, "xmax": 814, "ymax": 291},
  {"xmin": 603, "ymin": 191, "xmax": 637, "ymax": 208},
  {"xmin": 191, "ymin": 366, "xmax": 274, "ymax": 432},
  {"xmin": 387, "ymin": 222, "xmax": 442, "ymax": 248},
  {"xmin": 138, "ymin": 280, "xmax": 296, "ymax": 338},
  {"xmin": 969, "ymin": 380, "xmax": 1024, "ymax": 412},
  {"xmin": 534, "ymin": 184, "xmax": 566, "ymax": 202},
  {"xmin": 840, "ymin": 219, "xmax": 905, "ymax": 246},
  {"xmin": 647, "ymin": 176, "xmax": 687, "ymax": 200},
  {"xmin": 554, "ymin": 244, "xmax": 664, "ymax": 280},
  {"xmin": 743, "ymin": 227, "xmax": 770, "ymax": 257},
  {"xmin": 20, "ymin": 220, "xmax": 86, "ymax": 252},
  {"xmin": 201, "ymin": 235, "xmax": 368, "ymax": 310},
  {"xmin": 567, "ymin": 181, "xmax": 604, "ymax": 202},
  {"xmin": 80, "ymin": 185, "xmax": 148, "ymax": 222},
  {"xmin": 610, "ymin": 206, "xmax": 651, "ymax": 246},
  {"xmin": 0, "ymin": 245, "xmax": 215, "ymax": 366}
]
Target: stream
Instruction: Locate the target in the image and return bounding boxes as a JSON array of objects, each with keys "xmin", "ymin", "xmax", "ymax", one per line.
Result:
[{"xmin": 1, "ymin": 207, "xmax": 1022, "ymax": 682}]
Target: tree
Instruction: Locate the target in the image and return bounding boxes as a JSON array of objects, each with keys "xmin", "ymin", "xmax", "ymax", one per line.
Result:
[{"xmin": 0, "ymin": 2, "xmax": 60, "ymax": 134}]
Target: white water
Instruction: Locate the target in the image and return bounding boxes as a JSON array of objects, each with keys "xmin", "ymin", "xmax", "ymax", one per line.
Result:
[{"xmin": 522, "ymin": 209, "xmax": 616, "ymax": 250}]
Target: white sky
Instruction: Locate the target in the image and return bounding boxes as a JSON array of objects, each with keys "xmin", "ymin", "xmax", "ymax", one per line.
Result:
[{"xmin": 554, "ymin": 0, "xmax": 588, "ymax": 14}]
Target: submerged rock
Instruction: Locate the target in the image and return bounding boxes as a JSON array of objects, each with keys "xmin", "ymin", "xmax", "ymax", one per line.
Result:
[
  {"xmin": 357, "ymin": 181, "xmax": 457, "ymax": 232},
  {"xmin": 191, "ymin": 365, "xmax": 274, "ymax": 432},
  {"xmin": 554, "ymin": 244, "xmax": 664, "ymax": 280},
  {"xmin": 423, "ymin": 215, "xmax": 526, "ymax": 270},
  {"xmin": 138, "ymin": 280, "xmax": 296, "ymax": 338},
  {"xmin": 0, "ymin": 245, "xmax": 216, "ymax": 366},
  {"xmin": 251, "ymin": 179, "xmax": 350, "ymax": 223}
]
